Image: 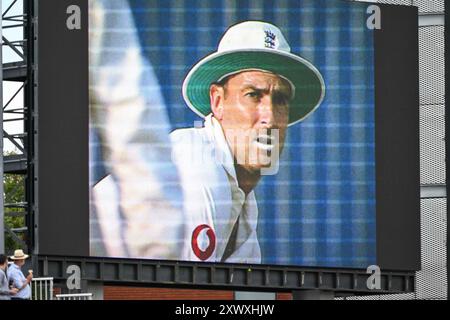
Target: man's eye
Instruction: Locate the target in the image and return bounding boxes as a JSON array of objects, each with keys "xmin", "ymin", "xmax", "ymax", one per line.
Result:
[{"xmin": 245, "ymin": 91, "xmax": 261, "ymax": 99}]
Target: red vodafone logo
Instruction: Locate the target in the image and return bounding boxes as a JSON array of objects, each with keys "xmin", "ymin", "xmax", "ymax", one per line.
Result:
[{"xmin": 191, "ymin": 224, "xmax": 216, "ymax": 261}]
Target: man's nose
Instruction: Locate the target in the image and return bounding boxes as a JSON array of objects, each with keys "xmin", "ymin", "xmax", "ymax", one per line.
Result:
[{"xmin": 259, "ymin": 96, "xmax": 276, "ymax": 128}]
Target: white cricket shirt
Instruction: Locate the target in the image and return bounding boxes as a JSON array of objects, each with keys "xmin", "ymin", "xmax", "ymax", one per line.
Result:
[{"xmin": 171, "ymin": 114, "xmax": 261, "ymax": 263}]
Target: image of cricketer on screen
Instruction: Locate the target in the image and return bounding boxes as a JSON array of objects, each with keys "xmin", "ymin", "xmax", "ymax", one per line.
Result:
[
  {"xmin": 170, "ymin": 20, "xmax": 325, "ymax": 263},
  {"xmin": 93, "ymin": 20, "xmax": 325, "ymax": 264}
]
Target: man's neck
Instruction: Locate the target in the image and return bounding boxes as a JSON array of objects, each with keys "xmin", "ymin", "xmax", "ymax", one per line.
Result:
[{"xmin": 235, "ymin": 165, "xmax": 261, "ymax": 195}]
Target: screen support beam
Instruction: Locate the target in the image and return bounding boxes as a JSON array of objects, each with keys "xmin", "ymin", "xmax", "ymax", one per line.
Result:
[{"xmin": 292, "ymin": 290, "xmax": 335, "ymax": 300}]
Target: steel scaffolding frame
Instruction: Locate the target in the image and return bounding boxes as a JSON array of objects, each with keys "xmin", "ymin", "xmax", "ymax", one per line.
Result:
[{"xmin": 2, "ymin": 0, "xmax": 31, "ymax": 254}]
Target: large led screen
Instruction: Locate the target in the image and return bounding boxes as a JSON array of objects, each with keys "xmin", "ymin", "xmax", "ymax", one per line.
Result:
[{"xmin": 37, "ymin": 0, "xmax": 420, "ymax": 271}]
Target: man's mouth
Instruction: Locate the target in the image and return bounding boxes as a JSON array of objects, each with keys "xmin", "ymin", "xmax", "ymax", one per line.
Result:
[{"xmin": 255, "ymin": 134, "xmax": 275, "ymax": 151}]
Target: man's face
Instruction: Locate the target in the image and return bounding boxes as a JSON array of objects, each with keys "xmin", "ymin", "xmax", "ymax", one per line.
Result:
[
  {"xmin": 15, "ymin": 259, "xmax": 25, "ymax": 267},
  {"xmin": 210, "ymin": 70, "xmax": 291, "ymax": 172}
]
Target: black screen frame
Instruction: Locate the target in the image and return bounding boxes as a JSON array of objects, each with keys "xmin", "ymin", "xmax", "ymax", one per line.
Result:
[{"xmin": 36, "ymin": 0, "xmax": 420, "ymax": 272}]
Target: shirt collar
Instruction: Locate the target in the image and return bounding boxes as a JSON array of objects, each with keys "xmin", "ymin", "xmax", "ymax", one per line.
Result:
[
  {"xmin": 204, "ymin": 114, "xmax": 238, "ymax": 182},
  {"xmin": 11, "ymin": 263, "xmax": 20, "ymax": 270},
  {"xmin": 203, "ymin": 114, "xmax": 258, "ymax": 208}
]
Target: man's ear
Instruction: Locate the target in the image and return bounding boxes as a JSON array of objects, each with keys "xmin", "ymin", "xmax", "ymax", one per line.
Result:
[{"xmin": 210, "ymin": 84, "xmax": 224, "ymax": 120}]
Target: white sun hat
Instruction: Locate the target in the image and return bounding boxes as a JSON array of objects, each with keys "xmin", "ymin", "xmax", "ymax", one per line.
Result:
[
  {"xmin": 182, "ymin": 21, "xmax": 326, "ymax": 126},
  {"xmin": 10, "ymin": 249, "xmax": 29, "ymax": 260}
]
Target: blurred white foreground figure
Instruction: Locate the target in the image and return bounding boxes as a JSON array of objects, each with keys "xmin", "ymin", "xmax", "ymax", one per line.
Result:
[{"xmin": 89, "ymin": 0, "xmax": 185, "ymax": 258}]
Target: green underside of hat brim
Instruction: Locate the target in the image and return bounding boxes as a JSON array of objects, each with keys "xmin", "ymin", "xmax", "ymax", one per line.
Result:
[{"xmin": 184, "ymin": 51, "xmax": 324, "ymax": 124}]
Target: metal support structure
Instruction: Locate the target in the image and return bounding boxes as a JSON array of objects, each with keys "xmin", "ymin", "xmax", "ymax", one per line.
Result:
[
  {"xmin": 420, "ymin": 185, "xmax": 447, "ymax": 198},
  {"xmin": 2, "ymin": 0, "xmax": 30, "ymax": 255},
  {"xmin": 24, "ymin": 0, "xmax": 38, "ymax": 254},
  {"xmin": 2, "ymin": 62, "xmax": 26, "ymax": 81},
  {"xmin": 292, "ymin": 290, "xmax": 335, "ymax": 300},
  {"xmin": 36, "ymin": 255, "xmax": 415, "ymax": 296},
  {"xmin": 1, "ymin": 0, "xmax": 4, "ymax": 254},
  {"xmin": 418, "ymin": 13, "xmax": 445, "ymax": 26},
  {"xmin": 24, "ymin": 0, "xmax": 35, "ymax": 256}
]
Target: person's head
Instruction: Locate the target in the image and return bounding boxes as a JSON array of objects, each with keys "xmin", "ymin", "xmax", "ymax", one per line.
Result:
[
  {"xmin": 0, "ymin": 254, "xmax": 8, "ymax": 270},
  {"xmin": 210, "ymin": 70, "xmax": 291, "ymax": 172},
  {"xmin": 183, "ymin": 21, "xmax": 325, "ymax": 172},
  {"xmin": 14, "ymin": 258, "xmax": 26, "ymax": 267},
  {"xmin": 10, "ymin": 249, "xmax": 29, "ymax": 267}
]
